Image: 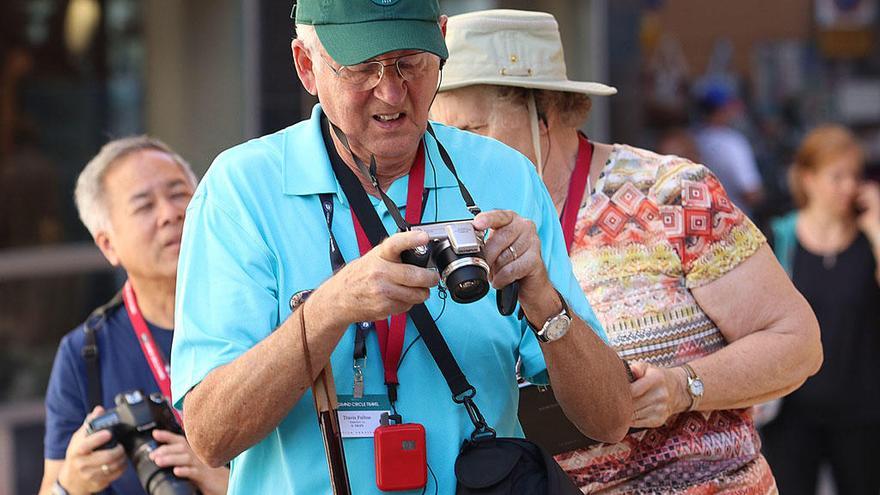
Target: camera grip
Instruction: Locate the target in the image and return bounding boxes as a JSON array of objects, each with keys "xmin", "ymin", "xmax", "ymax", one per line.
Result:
[
  {"xmin": 400, "ymin": 245, "xmax": 431, "ymax": 268},
  {"xmin": 496, "ymin": 281, "xmax": 519, "ymax": 316}
]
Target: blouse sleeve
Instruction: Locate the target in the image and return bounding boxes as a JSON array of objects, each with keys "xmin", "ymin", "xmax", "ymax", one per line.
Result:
[{"xmin": 652, "ymin": 160, "xmax": 767, "ymax": 288}]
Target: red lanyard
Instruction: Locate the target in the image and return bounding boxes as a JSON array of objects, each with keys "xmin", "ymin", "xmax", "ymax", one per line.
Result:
[
  {"xmin": 351, "ymin": 146, "xmax": 425, "ymax": 386},
  {"xmin": 560, "ymin": 134, "xmax": 593, "ymax": 253},
  {"xmin": 121, "ymin": 280, "xmax": 182, "ymax": 425}
]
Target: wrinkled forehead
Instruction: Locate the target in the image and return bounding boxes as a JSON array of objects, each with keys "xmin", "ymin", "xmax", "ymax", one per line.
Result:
[{"xmin": 106, "ymin": 150, "xmax": 190, "ymax": 195}]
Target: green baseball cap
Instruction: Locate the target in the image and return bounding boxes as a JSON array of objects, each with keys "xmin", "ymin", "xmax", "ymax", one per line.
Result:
[{"xmin": 293, "ymin": 0, "xmax": 448, "ymax": 66}]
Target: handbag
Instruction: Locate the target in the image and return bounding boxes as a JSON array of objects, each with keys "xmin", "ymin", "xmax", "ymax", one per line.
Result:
[{"xmin": 454, "ymin": 436, "xmax": 581, "ymax": 494}]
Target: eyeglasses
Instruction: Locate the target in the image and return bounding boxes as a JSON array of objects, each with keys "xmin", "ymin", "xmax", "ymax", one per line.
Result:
[{"xmin": 320, "ymin": 52, "xmax": 440, "ymax": 91}]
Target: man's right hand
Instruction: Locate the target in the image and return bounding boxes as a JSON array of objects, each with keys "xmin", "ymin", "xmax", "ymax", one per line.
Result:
[
  {"xmin": 57, "ymin": 406, "xmax": 127, "ymax": 495},
  {"xmin": 313, "ymin": 230, "xmax": 439, "ymax": 325}
]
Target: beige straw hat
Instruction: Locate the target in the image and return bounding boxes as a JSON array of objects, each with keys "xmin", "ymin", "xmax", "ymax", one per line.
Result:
[{"xmin": 439, "ymin": 9, "xmax": 617, "ymax": 96}]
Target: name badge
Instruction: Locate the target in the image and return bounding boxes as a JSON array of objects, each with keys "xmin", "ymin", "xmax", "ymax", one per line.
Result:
[{"xmin": 337, "ymin": 394, "xmax": 392, "ymax": 438}]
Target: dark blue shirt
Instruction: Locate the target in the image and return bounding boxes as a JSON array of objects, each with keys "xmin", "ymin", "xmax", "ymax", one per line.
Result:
[{"xmin": 44, "ymin": 304, "xmax": 173, "ymax": 495}]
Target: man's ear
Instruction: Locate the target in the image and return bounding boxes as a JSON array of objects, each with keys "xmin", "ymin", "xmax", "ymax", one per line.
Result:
[
  {"xmin": 94, "ymin": 231, "xmax": 122, "ymax": 267},
  {"xmin": 292, "ymin": 39, "xmax": 318, "ymax": 96},
  {"xmin": 439, "ymin": 14, "xmax": 448, "ymax": 37}
]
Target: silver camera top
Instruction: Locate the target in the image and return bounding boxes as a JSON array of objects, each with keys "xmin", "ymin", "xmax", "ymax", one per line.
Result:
[{"xmin": 410, "ymin": 220, "xmax": 483, "ymax": 255}]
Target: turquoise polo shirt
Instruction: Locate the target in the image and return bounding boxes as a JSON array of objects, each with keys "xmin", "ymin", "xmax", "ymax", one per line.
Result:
[{"xmin": 171, "ymin": 104, "xmax": 606, "ymax": 494}]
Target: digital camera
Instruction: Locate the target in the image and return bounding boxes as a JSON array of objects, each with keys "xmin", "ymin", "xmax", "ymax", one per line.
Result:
[
  {"xmin": 401, "ymin": 220, "xmax": 491, "ymax": 304},
  {"xmin": 87, "ymin": 390, "xmax": 199, "ymax": 495}
]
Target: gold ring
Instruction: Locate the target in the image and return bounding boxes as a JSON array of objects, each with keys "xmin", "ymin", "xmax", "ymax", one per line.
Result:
[
  {"xmin": 508, "ymin": 245, "xmax": 517, "ymax": 261},
  {"xmin": 101, "ymin": 463, "xmax": 110, "ymax": 475}
]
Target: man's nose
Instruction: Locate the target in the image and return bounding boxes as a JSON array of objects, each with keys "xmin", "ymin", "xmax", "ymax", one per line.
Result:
[
  {"xmin": 372, "ymin": 66, "xmax": 407, "ymax": 106},
  {"xmin": 157, "ymin": 197, "xmax": 185, "ymax": 226}
]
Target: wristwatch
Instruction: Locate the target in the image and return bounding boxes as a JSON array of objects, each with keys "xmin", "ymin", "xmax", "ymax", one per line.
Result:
[
  {"xmin": 681, "ymin": 363, "xmax": 704, "ymax": 412},
  {"xmin": 52, "ymin": 480, "xmax": 70, "ymax": 495},
  {"xmin": 526, "ymin": 290, "xmax": 572, "ymax": 343}
]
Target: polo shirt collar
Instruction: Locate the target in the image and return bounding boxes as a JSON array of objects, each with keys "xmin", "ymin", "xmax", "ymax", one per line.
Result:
[
  {"xmin": 282, "ymin": 105, "xmax": 338, "ymax": 196},
  {"xmin": 282, "ymin": 105, "xmax": 459, "ymax": 199}
]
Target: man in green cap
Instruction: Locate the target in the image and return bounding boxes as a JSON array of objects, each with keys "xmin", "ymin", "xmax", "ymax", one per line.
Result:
[{"xmin": 170, "ymin": 1, "xmax": 633, "ymax": 493}]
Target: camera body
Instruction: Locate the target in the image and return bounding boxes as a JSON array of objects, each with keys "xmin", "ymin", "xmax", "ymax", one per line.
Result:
[
  {"xmin": 87, "ymin": 390, "xmax": 198, "ymax": 495},
  {"xmin": 401, "ymin": 220, "xmax": 491, "ymax": 304},
  {"xmin": 401, "ymin": 220, "xmax": 519, "ymax": 315}
]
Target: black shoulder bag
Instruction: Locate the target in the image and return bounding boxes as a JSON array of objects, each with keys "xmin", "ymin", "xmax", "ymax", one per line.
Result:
[{"xmin": 327, "ymin": 118, "xmax": 580, "ymax": 494}]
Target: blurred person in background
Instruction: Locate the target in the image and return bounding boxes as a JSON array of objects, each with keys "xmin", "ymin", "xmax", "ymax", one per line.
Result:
[
  {"xmin": 762, "ymin": 125, "xmax": 880, "ymax": 495},
  {"xmin": 694, "ymin": 83, "xmax": 765, "ymax": 218},
  {"xmin": 655, "ymin": 127, "xmax": 701, "ymax": 164},
  {"xmin": 432, "ymin": 9, "xmax": 822, "ymax": 493},
  {"xmin": 38, "ymin": 137, "xmax": 228, "ymax": 495}
]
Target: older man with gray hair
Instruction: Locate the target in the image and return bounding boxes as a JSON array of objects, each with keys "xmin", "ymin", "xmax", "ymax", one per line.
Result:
[
  {"xmin": 39, "ymin": 136, "xmax": 228, "ymax": 495},
  {"xmin": 171, "ymin": 1, "xmax": 633, "ymax": 494}
]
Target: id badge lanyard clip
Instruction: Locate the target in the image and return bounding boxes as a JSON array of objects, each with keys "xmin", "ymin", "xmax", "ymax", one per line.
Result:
[{"xmin": 321, "ymin": 191, "xmax": 374, "ymax": 400}]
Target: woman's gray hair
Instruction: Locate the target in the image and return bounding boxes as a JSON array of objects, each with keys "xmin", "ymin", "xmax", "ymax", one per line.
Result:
[{"xmin": 74, "ymin": 135, "xmax": 198, "ymax": 237}]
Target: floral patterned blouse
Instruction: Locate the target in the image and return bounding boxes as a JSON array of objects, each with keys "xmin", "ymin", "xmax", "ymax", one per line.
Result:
[{"xmin": 555, "ymin": 144, "xmax": 777, "ymax": 494}]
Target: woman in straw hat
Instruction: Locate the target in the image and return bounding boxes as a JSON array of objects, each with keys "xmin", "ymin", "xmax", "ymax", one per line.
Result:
[{"xmin": 431, "ymin": 9, "xmax": 821, "ymax": 494}]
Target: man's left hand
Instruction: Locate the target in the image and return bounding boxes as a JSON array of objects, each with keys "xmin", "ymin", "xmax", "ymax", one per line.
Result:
[
  {"xmin": 629, "ymin": 362, "xmax": 691, "ymax": 428},
  {"xmin": 473, "ymin": 209, "xmax": 548, "ymax": 294},
  {"xmin": 149, "ymin": 430, "xmax": 229, "ymax": 495}
]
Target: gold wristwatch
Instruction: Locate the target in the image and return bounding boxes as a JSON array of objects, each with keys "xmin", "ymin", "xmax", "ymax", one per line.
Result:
[{"xmin": 681, "ymin": 363, "xmax": 704, "ymax": 412}]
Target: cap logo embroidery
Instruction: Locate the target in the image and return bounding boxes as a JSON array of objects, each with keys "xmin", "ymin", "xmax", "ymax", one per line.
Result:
[{"xmin": 371, "ymin": 0, "xmax": 400, "ymax": 5}]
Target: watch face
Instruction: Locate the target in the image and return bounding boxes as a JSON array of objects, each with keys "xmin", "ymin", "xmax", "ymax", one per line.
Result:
[
  {"xmin": 543, "ymin": 316, "xmax": 571, "ymax": 341},
  {"xmin": 689, "ymin": 378, "xmax": 704, "ymax": 397}
]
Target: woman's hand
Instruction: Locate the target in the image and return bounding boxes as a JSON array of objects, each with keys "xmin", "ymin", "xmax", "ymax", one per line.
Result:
[
  {"xmin": 857, "ymin": 181, "xmax": 880, "ymax": 245},
  {"xmin": 629, "ymin": 362, "xmax": 691, "ymax": 428}
]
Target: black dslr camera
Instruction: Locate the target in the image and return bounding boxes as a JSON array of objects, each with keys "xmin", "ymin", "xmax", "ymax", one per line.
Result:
[
  {"xmin": 87, "ymin": 390, "xmax": 199, "ymax": 495},
  {"xmin": 401, "ymin": 220, "xmax": 518, "ymax": 314}
]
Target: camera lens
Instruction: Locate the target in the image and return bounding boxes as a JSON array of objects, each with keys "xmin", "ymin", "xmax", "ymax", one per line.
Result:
[
  {"xmin": 131, "ymin": 439, "xmax": 199, "ymax": 495},
  {"xmin": 446, "ymin": 266, "xmax": 490, "ymax": 303},
  {"xmin": 434, "ymin": 241, "xmax": 490, "ymax": 303}
]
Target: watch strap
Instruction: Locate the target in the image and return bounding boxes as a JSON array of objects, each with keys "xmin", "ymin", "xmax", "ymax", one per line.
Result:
[
  {"xmin": 526, "ymin": 289, "xmax": 570, "ymax": 334},
  {"xmin": 52, "ymin": 480, "xmax": 71, "ymax": 495},
  {"xmin": 681, "ymin": 363, "xmax": 702, "ymax": 412}
]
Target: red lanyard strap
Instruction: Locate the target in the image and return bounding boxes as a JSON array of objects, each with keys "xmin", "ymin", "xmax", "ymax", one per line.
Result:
[
  {"xmin": 560, "ymin": 134, "xmax": 593, "ymax": 253},
  {"xmin": 122, "ymin": 281, "xmax": 182, "ymax": 425},
  {"xmin": 351, "ymin": 146, "xmax": 426, "ymax": 388}
]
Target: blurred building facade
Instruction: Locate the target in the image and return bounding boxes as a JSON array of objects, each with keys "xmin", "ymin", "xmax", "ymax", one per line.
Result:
[{"xmin": 1, "ymin": 0, "xmax": 879, "ymax": 493}]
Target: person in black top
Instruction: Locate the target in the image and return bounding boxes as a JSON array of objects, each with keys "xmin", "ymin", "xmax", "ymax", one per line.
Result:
[{"xmin": 764, "ymin": 124, "xmax": 880, "ymax": 495}]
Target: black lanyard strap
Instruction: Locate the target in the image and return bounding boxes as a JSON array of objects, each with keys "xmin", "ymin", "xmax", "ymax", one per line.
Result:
[
  {"xmin": 330, "ymin": 122, "xmax": 411, "ymax": 233},
  {"xmin": 322, "ymin": 117, "xmax": 492, "ymax": 438},
  {"xmin": 424, "ymin": 123, "xmax": 480, "ymax": 216},
  {"xmin": 320, "ymin": 193, "xmax": 346, "ymax": 274},
  {"xmin": 318, "ymin": 192, "xmax": 372, "ymax": 364}
]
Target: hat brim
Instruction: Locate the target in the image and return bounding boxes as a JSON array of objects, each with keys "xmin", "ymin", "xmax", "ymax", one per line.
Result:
[
  {"xmin": 439, "ymin": 75, "xmax": 617, "ymax": 97},
  {"xmin": 316, "ymin": 19, "xmax": 448, "ymax": 66}
]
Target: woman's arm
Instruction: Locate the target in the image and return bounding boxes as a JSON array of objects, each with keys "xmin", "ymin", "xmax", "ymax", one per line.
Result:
[
  {"xmin": 688, "ymin": 244, "xmax": 822, "ymax": 410},
  {"xmin": 630, "ymin": 245, "xmax": 822, "ymax": 427}
]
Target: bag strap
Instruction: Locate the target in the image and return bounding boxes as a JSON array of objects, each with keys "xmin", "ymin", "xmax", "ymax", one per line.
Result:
[
  {"xmin": 81, "ymin": 290, "xmax": 124, "ymax": 409},
  {"xmin": 323, "ymin": 119, "xmax": 493, "ymax": 439}
]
